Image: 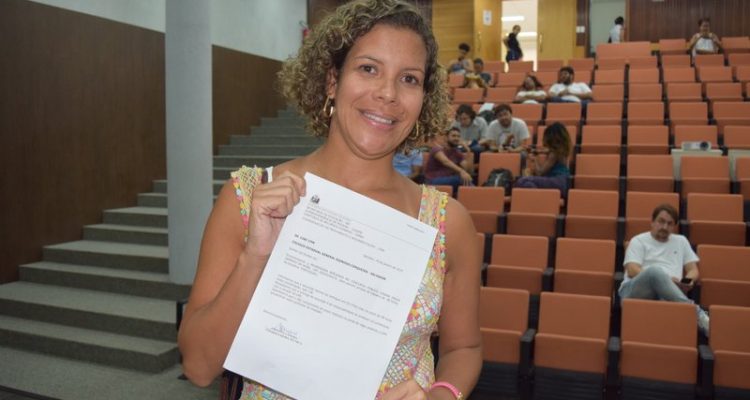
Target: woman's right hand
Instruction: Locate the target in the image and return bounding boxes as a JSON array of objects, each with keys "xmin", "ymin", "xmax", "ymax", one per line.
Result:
[
  {"xmin": 243, "ymin": 172, "xmax": 306, "ymax": 261},
  {"xmin": 459, "ymin": 170, "xmax": 473, "ymax": 186},
  {"xmin": 381, "ymin": 380, "xmax": 426, "ymax": 400}
]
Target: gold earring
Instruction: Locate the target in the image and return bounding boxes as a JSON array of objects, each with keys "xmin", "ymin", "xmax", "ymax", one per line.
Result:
[
  {"xmin": 409, "ymin": 122, "xmax": 421, "ymax": 141},
  {"xmin": 322, "ymin": 96, "xmax": 335, "ymax": 118}
]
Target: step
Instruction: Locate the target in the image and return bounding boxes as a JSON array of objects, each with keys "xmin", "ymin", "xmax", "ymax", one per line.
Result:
[
  {"xmin": 277, "ymin": 108, "xmax": 302, "ymax": 118},
  {"xmin": 134, "ymin": 193, "xmax": 218, "ymax": 209},
  {"xmin": 248, "ymin": 126, "xmax": 308, "ymax": 136},
  {"xmin": 84, "ymin": 223, "xmax": 167, "ymax": 246},
  {"xmin": 229, "ymin": 134, "xmax": 322, "ymax": 146},
  {"xmin": 43, "ymin": 240, "xmax": 167, "ymax": 273},
  {"xmin": 0, "ymin": 282, "xmax": 176, "ymax": 341},
  {"xmin": 0, "ymin": 315, "xmax": 177, "ymax": 373},
  {"xmin": 217, "ymin": 144, "xmax": 318, "ymax": 156},
  {"xmin": 153, "ymin": 179, "xmax": 225, "ymax": 195},
  {"xmin": 19, "ymin": 261, "xmax": 190, "ymax": 300},
  {"xmin": 103, "ymin": 206, "xmax": 167, "ymax": 228},
  {"xmin": 259, "ymin": 116, "xmax": 304, "ymax": 127},
  {"xmin": 214, "ymin": 155, "xmax": 296, "ymax": 169}
]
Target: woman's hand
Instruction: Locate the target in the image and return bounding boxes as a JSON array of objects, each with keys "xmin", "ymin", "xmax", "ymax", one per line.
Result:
[
  {"xmin": 459, "ymin": 170, "xmax": 473, "ymax": 185},
  {"xmin": 381, "ymin": 380, "xmax": 427, "ymax": 400},
  {"xmin": 243, "ymin": 172, "xmax": 306, "ymax": 261}
]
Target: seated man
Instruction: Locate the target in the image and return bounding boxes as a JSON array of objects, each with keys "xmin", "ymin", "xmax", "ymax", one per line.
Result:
[
  {"xmin": 487, "ymin": 103, "xmax": 531, "ymax": 153},
  {"xmin": 447, "ymin": 43, "xmax": 473, "ymax": 75},
  {"xmin": 619, "ymin": 204, "xmax": 710, "ymax": 336},
  {"xmin": 451, "ymin": 104, "xmax": 490, "ymax": 157},
  {"xmin": 548, "ymin": 66, "xmax": 592, "ymax": 103},
  {"xmin": 424, "ymin": 127, "xmax": 474, "ymax": 195},
  {"xmin": 463, "ymin": 58, "xmax": 492, "ymax": 89},
  {"xmin": 392, "ymin": 148, "xmax": 423, "ymax": 182}
]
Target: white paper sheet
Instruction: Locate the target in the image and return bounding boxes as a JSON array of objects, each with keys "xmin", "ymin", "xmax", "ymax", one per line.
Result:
[{"xmin": 224, "ymin": 173, "xmax": 438, "ymax": 400}]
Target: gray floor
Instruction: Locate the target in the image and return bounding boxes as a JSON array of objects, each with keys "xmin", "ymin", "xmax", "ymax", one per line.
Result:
[{"xmin": 0, "ymin": 346, "xmax": 218, "ymax": 400}]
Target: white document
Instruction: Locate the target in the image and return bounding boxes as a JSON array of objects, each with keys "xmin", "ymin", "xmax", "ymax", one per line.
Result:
[{"xmin": 224, "ymin": 173, "xmax": 439, "ymax": 400}]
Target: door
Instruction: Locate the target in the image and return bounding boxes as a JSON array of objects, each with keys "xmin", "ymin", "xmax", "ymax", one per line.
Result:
[
  {"xmin": 473, "ymin": 0, "xmax": 502, "ymax": 62},
  {"xmin": 537, "ymin": 0, "xmax": 577, "ymax": 60}
]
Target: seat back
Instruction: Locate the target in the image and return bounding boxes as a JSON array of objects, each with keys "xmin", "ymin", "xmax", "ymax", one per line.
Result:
[
  {"xmin": 669, "ymin": 102, "xmax": 708, "ymax": 125},
  {"xmin": 714, "ymin": 102, "xmax": 750, "ymax": 120},
  {"xmin": 566, "ymin": 189, "xmax": 618, "ymax": 218},
  {"xmin": 728, "ymin": 53, "xmax": 750, "ymax": 68},
  {"xmin": 490, "ymin": 234, "xmax": 549, "ymax": 268},
  {"xmin": 710, "ymin": 305, "xmax": 750, "ymax": 354},
  {"xmin": 546, "ymin": 102, "xmax": 582, "ymax": 125},
  {"xmin": 698, "ymin": 244, "xmax": 750, "ymax": 282},
  {"xmin": 628, "ymin": 68, "xmax": 659, "ymax": 84},
  {"xmin": 484, "ymin": 60, "xmax": 505, "ymax": 74},
  {"xmin": 507, "ymin": 60, "xmax": 534, "ymax": 73},
  {"xmin": 697, "ymin": 66, "xmax": 733, "ymax": 83},
  {"xmin": 496, "ymin": 72, "xmax": 527, "ymax": 88},
  {"xmin": 586, "ymin": 102, "xmax": 622, "ymax": 123},
  {"xmin": 658, "ymin": 40, "xmax": 688, "ymax": 56},
  {"xmin": 627, "ymin": 126, "xmax": 669, "ymax": 154},
  {"xmin": 478, "ymin": 152, "xmax": 522, "ymax": 184},
  {"xmin": 621, "ymin": 299, "xmax": 696, "ymax": 347},
  {"xmin": 575, "ymin": 154, "xmax": 620, "ymax": 177},
  {"xmin": 628, "ymin": 56, "xmax": 658, "ymax": 69},
  {"xmin": 673, "ymin": 125, "xmax": 718, "ymax": 147},
  {"xmin": 722, "ymin": 36, "xmax": 750, "ymax": 54},
  {"xmin": 457, "ymin": 186, "xmax": 505, "ymax": 213},
  {"xmin": 581, "ymin": 125, "xmax": 621, "ymax": 153},
  {"xmin": 666, "ymin": 82, "xmax": 702, "ymax": 102},
  {"xmin": 597, "ymin": 58, "xmax": 627, "ymax": 70},
  {"xmin": 538, "ymin": 292, "xmax": 610, "ymax": 340},
  {"xmin": 594, "ymin": 68, "xmax": 625, "ymax": 85},
  {"xmin": 555, "ymin": 237, "xmax": 615, "ymax": 274},
  {"xmin": 479, "ymin": 287, "xmax": 530, "ymax": 332},
  {"xmin": 628, "ymin": 83, "xmax": 662, "ymax": 102},
  {"xmin": 452, "ymin": 88, "xmax": 483, "ymax": 104},
  {"xmin": 591, "ymin": 85, "xmax": 624, "ymax": 102},
  {"xmin": 534, "ymin": 70, "xmax": 558, "ymax": 87},
  {"xmin": 448, "ymin": 73, "xmax": 464, "ymax": 88},
  {"xmin": 509, "ymin": 188, "xmax": 561, "ymax": 215},
  {"xmin": 568, "ymin": 58, "xmax": 595, "ymax": 72},
  {"xmin": 694, "ymin": 54, "xmax": 726, "ymax": 68},
  {"xmin": 627, "ymin": 101, "xmax": 664, "ymax": 125},
  {"xmin": 625, "ymin": 191, "xmax": 680, "ymax": 219},
  {"xmin": 724, "ymin": 126, "xmax": 750, "ymax": 149},
  {"xmin": 687, "ymin": 193, "xmax": 743, "ymax": 221},
  {"xmin": 680, "ymin": 155, "xmax": 729, "ymax": 179},
  {"xmin": 511, "ymin": 103, "xmax": 543, "ymax": 126},
  {"xmin": 537, "ymin": 59, "xmax": 564, "ymax": 72},
  {"xmin": 705, "ymin": 82, "xmax": 743, "ymax": 100},
  {"xmin": 485, "ymin": 87, "xmax": 517, "ymax": 103}
]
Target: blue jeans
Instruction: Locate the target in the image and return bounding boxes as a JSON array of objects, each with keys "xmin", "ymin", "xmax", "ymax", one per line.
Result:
[
  {"xmin": 514, "ymin": 175, "xmax": 568, "ymax": 196},
  {"xmin": 426, "ymin": 175, "xmax": 463, "ymax": 196},
  {"xmin": 618, "ymin": 266, "xmax": 707, "ymax": 321}
]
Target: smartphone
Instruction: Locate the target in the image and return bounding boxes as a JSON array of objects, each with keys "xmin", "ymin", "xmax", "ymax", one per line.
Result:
[{"xmin": 680, "ymin": 277, "xmax": 693, "ymax": 284}]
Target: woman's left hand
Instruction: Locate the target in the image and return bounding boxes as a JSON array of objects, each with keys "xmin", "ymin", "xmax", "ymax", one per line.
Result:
[{"xmin": 381, "ymin": 379, "xmax": 427, "ymax": 400}]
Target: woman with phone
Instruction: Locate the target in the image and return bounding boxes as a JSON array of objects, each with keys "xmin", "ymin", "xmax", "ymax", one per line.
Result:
[{"xmin": 688, "ymin": 18, "xmax": 722, "ymax": 57}]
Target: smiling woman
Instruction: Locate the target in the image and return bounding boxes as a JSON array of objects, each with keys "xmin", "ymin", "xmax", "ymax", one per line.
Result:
[{"xmin": 177, "ymin": 1, "xmax": 482, "ymax": 400}]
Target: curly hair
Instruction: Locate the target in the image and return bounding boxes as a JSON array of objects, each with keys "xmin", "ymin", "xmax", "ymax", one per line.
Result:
[
  {"xmin": 278, "ymin": 0, "xmax": 450, "ymax": 150},
  {"xmin": 542, "ymin": 122, "xmax": 571, "ymax": 162}
]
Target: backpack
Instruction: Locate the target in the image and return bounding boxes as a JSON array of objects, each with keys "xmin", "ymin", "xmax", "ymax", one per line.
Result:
[{"xmin": 483, "ymin": 168, "xmax": 513, "ymax": 192}]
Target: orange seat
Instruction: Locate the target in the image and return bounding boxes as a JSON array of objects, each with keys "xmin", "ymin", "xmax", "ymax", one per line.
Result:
[
  {"xmin": 533, "ymin": 292, "xmax": 612, "ymax": 399},
  {"xmin": 597, "ymin": 42, "xmax": 651, "ymax": 59},
  {"xmin": 623, "ymin": 191, "xmax": 680, "ymax": 242},
  {"xmin": 665, "ymin": 82, "xmax": 702, "ymax": 103},
  {"xmin": 586, "ymin": 102, "xmax": 622, "ymax": 125},
  {"xmin": 496, "ymin": 72, "xmax": 527, "ymax": 88},
  {"xmin": 669, "ymin": 102, "xmax": 709, "ymax": 129},
  {"xmin": 680, "ymin": 155, "xmax": 730, "ymax": 196},
  {"xmin": 448, "ymin": 73, "xmax": 464, "ymax": 88},
  {"xmin": 484, "ymin": 87, "xmax": 517, "ymax": 103},
  {"xmin": 568, "ymin": 58, "xmax": 595, "ymax": 72},
  {"xmin": 432, "ymin": 185, "xmax": 453, "ymax": 196},
  {"xmin": 452, "ymin": 88, "xmax": 483, "ymax": 104},
  {"xmin": 626, "ymin": 155, "xmax": 674, "ymax": 193},
  {"xmin": 620, "ymin": 299, "xmax": 698, "ymax": 396},
  {"xmin": 697, "ymin": 66, "xmax": 733, "ymax": 95},
  {"xmin": 686, "ymin": 193, "xmax": 746, "ymax": 246},
  {"xmin": 627, "ymin": 102, "xmax": 664, "ymax": 125},
  {"xmin": 537, "ymin": 59, "xmax": 563, "ymax": 72},
  {"xmin": 628, "ymin": 68, "xmax": 659, "ymax": 84},
  {"xmin": 545, "ymin": 103, "xmax": 582, "ymax": 127},
  {"xmin": 534, "ymin": 71, "xmax": 558, "ymax": 87},
  {"xmin": 458, "ymin": 186, "xmax": 506, "ymax": 234},
  {"xmin": 736, "ymin": 157, "xmax": 750, "ymax": 201},
  {"xmin": 564, "ymin": 189, "xmax": 619, "ymax": 241},
  {"xmin": 554, "ymin": 237, "xmax": 617, "ymax": 296},
  {"xmin": 628, "ymin": 83, "xmax": 662, "ymax": 102},
  {"xmin": 694, "ymin": 54, "xmax": 726, "ymax": 68},
  {"xmin": 697, "ymin": 245, "xmax": 750, "ymax": 308},
  {"xmin": 505, "ymin": 188, "xmax": 561, "ymax": 238},
  {"xmin": 709, "ymin": 305, "xmax": 750, "ymax": 395},
  {"xmin": 507, "ymin": 61, "xmax": 534, "ymax": 74},
  {"xmin": 706, "ymin": 82, "xmax": 744, "ymax": 113},
  {"xmin": 476, "ymin": 287, "xmax": 532, "ymax": 398},
  {"xmin": 627, "ymin": 126, "xmax": 669, "ymax": 155},
  {"xmin": 574, "ymin": 154, "xmax": 620, "ymax": 191},
  {"xmin": 724, "ymin": 126, "xmax": 750, "ymax": 150},
  {"xmin": 596, "ymin": 58, "xmax": 627, "ymax": 70},
  {"xmin": 736, "ymin": 66, "xmax": 750, "ymax": 96},
  {"xmin": 477, "ymin": 152, "xmax": 522, "ymax": 184},
  {"xmin": 511, "ymin": 103, "xmax": 543, "ymax": 129},
  {"xmin": 484, "ymin": 60, "xmax": 506, "ymax": 74},
  {"xmin": 591, "ymin": 85, "xmax": 624, "ymax": 102},
  {"xmin": 659, "ymin": 39, "xmax": 688, "ymax": 56},
  {"xmin": 486, "ymin": 234, "xmax": 549, "ymax": 295},
  {"xmin": 714, "ymin": 102, "xmax": 750, "ymax": 132},
  {"xmin": 628, "ymin": 56, "xmax": 658, "ymax": 69},
  {"xmin": 661, "ymin": 54, "xmax": 691, "ymax": 67},
  {"xmin": 663, "ymin": 67, "xmax": 697, "ymax": 85},
  {"xmin": 673, "ymin": 125, "xmax": 718, "ymax": 148},
  {"xmin": 580, "ymin": 125, "xmax": 621, "ymax": 154},
  {"xmin": 728, "ymin": 53, "xmax": 750, "ymax": 68},
  {"xmin": 594, "ymin": 68, "xmax": 625, "ymax": 85},
  {"xmin": 722, "ymin": 36, "xmax": 750, "ymax": 54}
]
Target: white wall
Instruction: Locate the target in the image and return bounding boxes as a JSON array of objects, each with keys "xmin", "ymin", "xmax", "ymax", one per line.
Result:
[
  {"xmin": 589, "ymin": 0, "xmax": 625, "ymax": 54},
  {"xmin": 28, "ymin": 0, "xmax": 306, "ymax": 61},
  {"xmin": 502, "ymin": 0, "xmax": 538, "ymax": 67}
]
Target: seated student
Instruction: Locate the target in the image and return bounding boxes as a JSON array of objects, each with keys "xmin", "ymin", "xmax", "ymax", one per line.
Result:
[
  {"xmin": 392, "ymin": 148, "xmax": 423, "ymax": 182},
  {"xmin": 620, "ymin": 204, "xmax": 710, "ymax": 336},
  {"xmin": 515, "ymin": 74, "xmax": 548, "ymax": 104},
  {"xmin": 447, "ymin": 42, "xmax": 473, "ymax": 74},
  {"xmin": 548, "ymin": 66, "xmax": 592, "ymax": 103},
  {"xmin": 463, "ymin": 58, "xmax": 492, "ymax": 89},
  {"xmin": 452, "ymin": 104, "xmax": 490, "ymax": 155},
  {"xmin": 515, "ymin": 122, "xmax": 571, "ymax": 195},
  {"xmin": 688, "ymin": 18, "xmax": 722, "ymax": 57},
  {"xmin": 487, "ymin": 103, "xmax": 531, "ymax": 153},
  {"xmin": 424, "ymin": 127, "xmax": 474, "ymax": 194}
]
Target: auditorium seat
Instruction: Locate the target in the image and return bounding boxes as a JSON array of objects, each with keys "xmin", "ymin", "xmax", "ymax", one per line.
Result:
[
  {"xmin": 476, "ymin": 287, "xmax": 534, "ymax": 399},
  {"xmin": 537, "ymin": 59, "xmax": 563, "ymax": 72},
  {"xmin": 484, "ymin": 60, "xmax": 505, "ymax": 74},
  {"xmin": 722, "ymin": 36, "xmax": 750, "ymax": 56},
  {"xmin": 623, "ymin": 191, "xmax": 680, "ymax": 243},
  {"xmin": 697, "ymin": 66, "xmax": 734, "ymax": 94},
  {"xmin": 619, "ymin": 299, "xmax": 700, "ymax": 400},
  {"xmin": 432, "ymin": 185, "xmax": 453, "ymax": 196},
  {"xmin": 448, "ymin": 73, "xmax": 464, "ymax": 88},
  {"xmin": 586, "ymin": 102, "xmax": 622, "ymax": 125},
  {"xmin": 628, "ymin": 56, "xmax": 658, "ymax": 69},
  {"xmin": 486, "ymin": 234, "xmax": 550, "ymax": 295},
  {"xmin": 452, "ymin": 88, "xmax": 483, "ymax": 104},
  {"xmin": 735, "ymin": 66, "xmax": 750, "ymax": 96},
  {"xmin": 626, "ymin": 155, "xmax": 674, "ymax": 193},
  {"xmin": 707, "ymin": 305, "xmax": 750, "ymax": 399},
  {"xmin": 478, "ymin": 152, "xmax": 522, "ymax": 184},
  {"xmin": 728, "ymin": 53, "xmax": 750, "ymax": 70},
  {"xmin": 665, "ymin": 82, "xmax": 703, "ymax": 103},
  {"xmin": 628, "ymin": 83, "xmax": 663, "ymax": 102},
  {"xmin": 594, "ymin": 68, "xmax": 625, "ymax": 85},
  {"xmin": 564, "ymin": 189, "xmax": 619, "ymax": 241},
  {"xmin": 591, "ymin": 85, "xmax": 624, "ymax": 103},
  {"xmin": 679, "ymin": 156, "xmax": 730, "ymax": 196},
  {"xmin": 580, "ymin": 125, "xmax": 621, "ymax": 154},
  {"xmin": 534, "ymin": 70, "xmax": 558, "ymax": 87},
  {"xmin": 533, "ymin": 292, "xmax": 613, "ymax": 400},
  {"xmin": 496, "ymin": 72, "xmax": 527, "ymax": 88},
  {"xmin": 458, "ymin": 186, "xmax": 506, "ymax": 234},
  {"xmin": 511, "ymin": 103, "xmax": 544, "ymax": 130},
  {"xmin": 505, "ymin": 188, "xmax": 562, "ymax": 238},
  {"xmin": 658, "ymin": 39, "xmax": 688, "ymax": 56},
  {"xmin": 696, "ymin": 245, "xmax": 750, "ymax": 308},
  {"xmin": 685, "ymin": 193, "xmax": 746, "ymax": 246},
  {"xmin": 568, "ymin": 58, "xmax": 595, "ymax": 72},
  {"xmin": 574, "ymin": 154, "xmax": 620, "ymax": 191},
  {"xmin": 545, "ymin": 102, "xmax": 582, "ymax": 127},
  {"xmin": 627, "ymin": 102, "xmax": 664, "ymax": 125},
  {"xmin": 663, "ymin": 67, "xmax": 697, "ymax": 85},
  {"xmin": 597, "ymin": 58, "xmax": 627, "ymax": 71},
  {"xmin": 705, "ymin": 83, "xmax": 743, "ymax": 113},
  {"xmin": 694, "ymin": 54, "xmax": 726, "ymax": 68},
  {"xmin": 553, "ymin": 238, "xmax": 617, "ymax": 297},
  {"xmin": 673, "ymin": 125, "xmax": 718, "ymax": 149},
  {"xmin": 669, "ymin": 102, "xmax": 709, "ymax": 130},
  {"xmin": 628, "ymin": 68, "xmax": 659, "ymax": 84},
  {"xmin": 627, "ymin": 126, "xmax": 670, "ymax": 155},
  {"xmin": 508, "ymin": 60, "xmax": 534, "ymax": 74},
  {"xmin": 484, "ymin": 87, "xmax": 517, "ymax": 104},
  {"xmin": 714, "ymin": 102, "xmax": 750, "ymax": 132},
  {"xmin": 723, "ymin": 126, "xmax": 750, "ymax": 150}
]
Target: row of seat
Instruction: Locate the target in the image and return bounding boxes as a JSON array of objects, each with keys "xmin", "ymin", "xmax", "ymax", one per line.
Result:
[{"xmin": 475, "ymin": 288, "xmax": 750, "ymax": 399}]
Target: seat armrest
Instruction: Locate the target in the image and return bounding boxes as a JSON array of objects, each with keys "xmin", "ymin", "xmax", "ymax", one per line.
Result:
[
  {"xmin": 498, "ymin": 213, "xmax": 508, "ymax": 234},
  {"xmin": 176, "ymin": 298, "xmax": 188, "ymax": 331},
  {"xmin": 606, "ymin": 336, "xmax": 621, "ymax": 387},
  {"xmin": 698, "ymin": 344, "xmax": 714, "ymax": 398},
  {"xmin": 555, "ymin": 214, "xmax": 565, "ymax": 238},
  {"xmin": 680, "ymin": 219, "xmax": 690, "ymax": 237},
  {"xmin": 542, "ymin": 267, "xmax": 554, "ymax": 292},
  {"xmin": 480, "ymin": 262, "xmax": 488, "ymax": 286},
  {"xmin": 691, "ymin": 280, "xmax": 702, "ymax": 304},
  {"xmin": 675, "ymin": 179, "xmax": 682, "ymax": 197},
  {"xmin": 613, "ymin": 271, "xmax": 624, "ymax": 292},
  {"xmin": 616, "ymin": 217, "xmax": 625, "ymax": 247},
  {"xmin": 519, "ymin": 328, "xmax": 537, "ymax": 379},
  {"xmin": 731, "ymin": 180, "xmax": 740, "ymax": 194}
]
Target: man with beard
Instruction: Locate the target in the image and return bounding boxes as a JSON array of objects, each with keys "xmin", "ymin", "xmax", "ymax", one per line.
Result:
[
  {"xmin": 548, "ymin": 66, "xmax": 592, "ymax": 103},
  {"xmin": 424, "ymin": 127, "xmax": 474, "ymax": 195},
  {"xmin": 619, "ymin": 204, "xmax": 710, "ymax": 336}
]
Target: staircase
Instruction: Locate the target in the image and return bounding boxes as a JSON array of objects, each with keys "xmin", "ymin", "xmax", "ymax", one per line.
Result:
[{"xmin": 0, "ymin": 107, "xmax": 319, "ymax": 375}]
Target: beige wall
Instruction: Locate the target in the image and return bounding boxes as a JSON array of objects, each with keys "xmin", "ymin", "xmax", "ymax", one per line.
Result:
[{"xmin": 433, "ymin": 0, "xmax": 474, "ymax": 66}]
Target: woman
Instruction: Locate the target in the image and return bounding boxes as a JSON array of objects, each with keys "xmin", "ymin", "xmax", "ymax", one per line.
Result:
[
  {"xmin": 503, "ymin": 25, "xmax": 523, "ymax": 62},
  {"xmin": 452, "ymin": 104, "xmax": 489, "ymax": 155},
  {"xmin": 515, "ymin": 122, "xmax": 571, "ymax": 195},
  {"xmin": 608, "ymin": 16, "xmax": 625, "ymax": 43},
  {"xmin": 177, "ymin": 1, "xmax": 482, "ymax": 400},
  {"xmin": 688, "ymin": 18, "xmax": 722, "ymax": 57},
  {"xmin": 515, "ymin": 75, "xmax": 547, "ymax": 104}
]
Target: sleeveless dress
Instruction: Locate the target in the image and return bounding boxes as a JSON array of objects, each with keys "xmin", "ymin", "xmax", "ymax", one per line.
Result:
[{"xmin": 229, "ymin": 166, "xmax": 449, "ymax": 400}]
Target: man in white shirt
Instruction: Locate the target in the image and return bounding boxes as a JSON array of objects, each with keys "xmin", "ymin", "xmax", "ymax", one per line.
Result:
[
  {"xmin": 548, "ymin": 66, "xmax": 592, "ymax": 103},
  {"xmin": 486, "ymin": 103, "xmax": 530, "ymax": 153},
  {"xmin": 619, "ymin": 204, "xmax": 710, "ymax": 336}
]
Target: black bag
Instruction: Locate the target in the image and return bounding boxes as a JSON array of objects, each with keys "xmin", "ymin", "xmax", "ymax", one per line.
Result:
[{"xmin": 482, "ymin": 168, "xmax": 514, "ymax": 192}]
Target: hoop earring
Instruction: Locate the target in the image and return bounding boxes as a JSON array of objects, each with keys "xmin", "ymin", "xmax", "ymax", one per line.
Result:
[
  {"xmin": 322, "ymin": 96, "xmax": 335, "ymax": 118},
  {"xmin": 408, "ymin": 122, "xmax": 421, "ymax": 141}
]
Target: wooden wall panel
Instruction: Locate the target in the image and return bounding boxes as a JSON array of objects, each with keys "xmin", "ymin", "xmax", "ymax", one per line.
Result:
[
  {"xmin": 473, "ymin": 0, "xmax": 502, "ymax": 62},
  {"xmin": 628, "ymin": 0, "xmax": 750, "ymax": 42},
  {"xmin": 433, "ymin": 0, "xmax": 475, "ymax": 66}
]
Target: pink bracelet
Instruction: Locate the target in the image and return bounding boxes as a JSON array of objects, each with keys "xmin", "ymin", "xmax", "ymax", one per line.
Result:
[{"xmin": 429, "ymin": 381, "xmax": 463, "ymax": 400}]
